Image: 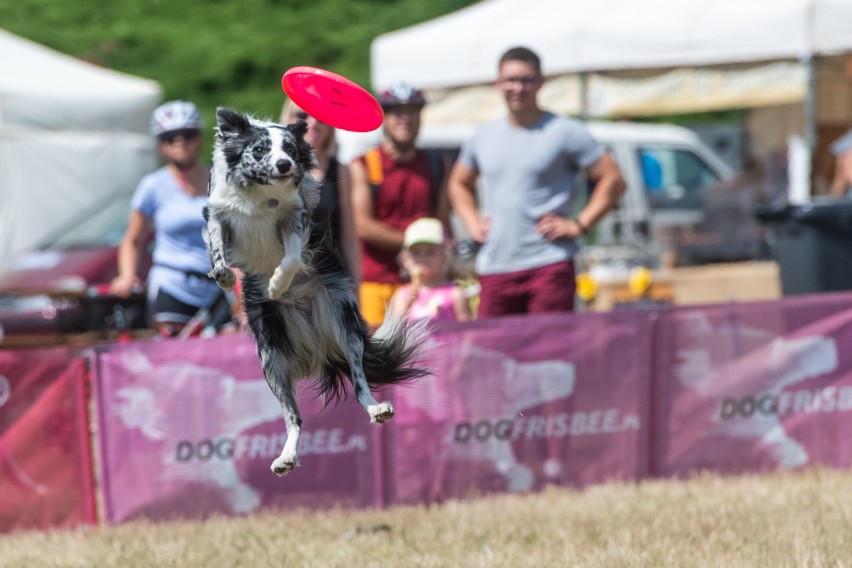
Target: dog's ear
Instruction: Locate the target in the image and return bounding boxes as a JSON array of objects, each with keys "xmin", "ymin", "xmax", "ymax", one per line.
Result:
[
  {"xmin": 287, "ymin": 119, "xmax": 308, "ymax": 139},
  {"xmin": 216, "ymin": 107, "xmax": 252, "ymax": 136}
]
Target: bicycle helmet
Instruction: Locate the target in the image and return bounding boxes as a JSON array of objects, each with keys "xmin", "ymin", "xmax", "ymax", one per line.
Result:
[
  {"xmin": 150, "ymin": 100, "xmax": 204, "ymax": 137},
  {"xmin": 376, "ymin": 83, "xmax": 426, "ymax": 109}
]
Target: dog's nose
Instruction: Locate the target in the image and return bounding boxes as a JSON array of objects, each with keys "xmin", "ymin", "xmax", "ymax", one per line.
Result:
[{"xmin": 275, "ymin": 159, "xmax": 292, "ymax": 174}]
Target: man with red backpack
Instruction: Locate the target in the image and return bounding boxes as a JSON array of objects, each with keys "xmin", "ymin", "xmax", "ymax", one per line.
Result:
[{"xmin": 349, "ymin": 83, "xmax": 451, "ymax": 327}]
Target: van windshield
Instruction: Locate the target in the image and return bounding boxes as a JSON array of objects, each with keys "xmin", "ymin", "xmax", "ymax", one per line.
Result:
[{"xmin": 637, "ymin": 147, "xmax": 720, "ymax": 210}]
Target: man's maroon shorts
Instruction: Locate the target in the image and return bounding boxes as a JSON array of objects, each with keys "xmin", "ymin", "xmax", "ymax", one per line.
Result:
[{"xmin": 477, "ymin": 260, "xmax": 576, "ymax": 318}]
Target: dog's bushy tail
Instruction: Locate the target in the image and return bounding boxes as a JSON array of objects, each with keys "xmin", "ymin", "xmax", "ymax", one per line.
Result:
[{"xmin": 362, "ymin": 312, "xmax": 432, "ymax": 388}]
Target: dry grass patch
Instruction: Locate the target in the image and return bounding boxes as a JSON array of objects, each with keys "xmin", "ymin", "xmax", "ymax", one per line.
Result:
[{"xmin": 3, "ymin": 468, "xmax": 852, "ymax": 567}]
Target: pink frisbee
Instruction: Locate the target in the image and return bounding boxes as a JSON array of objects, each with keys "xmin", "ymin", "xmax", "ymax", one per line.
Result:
[{"xmin": 281, "ymin": 66, "xmax": 384, "ymax": 132}]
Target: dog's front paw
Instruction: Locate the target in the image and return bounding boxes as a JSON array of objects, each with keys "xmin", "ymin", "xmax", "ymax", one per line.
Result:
[
  {"xmin": 368, "ymin": 401, "xmax": 395, "ymax": 424},
  {"xmin": 210, "ymin": 267, "xmax": 236, "ymax": 291},
  {"xmin": 271, "ymin": 455, "xmax": 300, "ymax": 477},
  {"xmin": 268, "ymin": 265, "xmax": 296, "ymax": 299}
]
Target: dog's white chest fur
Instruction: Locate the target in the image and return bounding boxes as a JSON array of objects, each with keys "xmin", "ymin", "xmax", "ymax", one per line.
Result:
[
  {"xmin": 226, "ymin": 210, "xmax": 288, "ymax": 277},
  {"xmin": 208, "ymin": 170, "xmax": 304, "ymax": 276}
]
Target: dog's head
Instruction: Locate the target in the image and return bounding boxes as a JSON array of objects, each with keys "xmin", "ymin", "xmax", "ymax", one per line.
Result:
[{"xmin": 213, "ymin": 107, "xmax": 316, "ymax": 189}]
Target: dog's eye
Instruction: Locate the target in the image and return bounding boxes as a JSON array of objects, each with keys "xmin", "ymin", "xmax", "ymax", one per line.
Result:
[
  {"xmin": 283, "ymin": 142, "xmax": 297, "ymax": 156},
  {"xmin": 252, "ymin": 145, "xmax": 266, "ymax": 160}
]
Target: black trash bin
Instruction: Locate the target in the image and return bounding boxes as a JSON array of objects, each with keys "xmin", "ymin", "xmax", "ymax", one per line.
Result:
[{"xmin": 754, "ymin": 199, "xmax": 852, "ymax": 295}]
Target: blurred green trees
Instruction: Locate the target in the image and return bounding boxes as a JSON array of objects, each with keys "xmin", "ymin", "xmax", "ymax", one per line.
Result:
[{"xmin": 0, "ymin": 0, "xmax": 475, "ymax": 139}]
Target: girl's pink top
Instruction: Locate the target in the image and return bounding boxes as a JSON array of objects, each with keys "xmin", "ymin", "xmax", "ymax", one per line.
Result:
[{"xmin": 399, "ymin": 283, "xmax": 459, "ymax": 322}]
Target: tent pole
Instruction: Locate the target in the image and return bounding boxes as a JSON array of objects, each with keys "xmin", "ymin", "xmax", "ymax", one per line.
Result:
[
  {"xmin": 805, "ymin": 54, "xmax": 817, "ymax": 196},
  {"xmin": 579, "ymin": 72, "xmax": 589, "ymax": 120}
]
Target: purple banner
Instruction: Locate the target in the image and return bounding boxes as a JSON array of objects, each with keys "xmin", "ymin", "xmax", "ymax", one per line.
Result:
[
  {"xmin": 654, "ymin": 293, "xmax": 852, "ymax": 477},
  {"xmin": 388, "ymin": 311, "xmax": 651, "ymax": 504},
  {"xmin": 93, "ymin": 334, "xmax": 377, "ymax": 523},
  {"xmin": 87, "ymin": 290, "xmax": 852, "ymax": 524}
]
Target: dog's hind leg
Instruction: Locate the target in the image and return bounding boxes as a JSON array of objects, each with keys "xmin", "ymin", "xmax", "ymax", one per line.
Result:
[
  {"xmin": 341, "ymin": 309, "xmax": 395, "ymax": 424},
  {"xmin": 260, "ymin": 351, "xmax": 302, "ymax": 476},
  {"xmin": 268, "ymin": 218, "xmax": 306, "ymax": 300},
  {"xmin": 271, "ymin": 389, "xmax": 302, "ymax": 476}
]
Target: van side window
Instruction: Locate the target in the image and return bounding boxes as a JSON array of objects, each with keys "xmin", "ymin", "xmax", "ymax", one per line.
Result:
[{"xmin": 637, "ymin": 147, "xmax": 719, "ymax": 210}]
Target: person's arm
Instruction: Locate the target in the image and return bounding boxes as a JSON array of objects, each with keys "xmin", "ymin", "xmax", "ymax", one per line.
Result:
[
  {"xmin": 349, "ymin": 157, "xmax": 405, "ymax": 251},
  {"xmin": 448, "ymin": 161, "xmax": 490, "ymax": 243},
  {"xmin": 111, "ymin": 209, "xmax": 150, "ymax": 297},
  {"xmin": 386, "ymin": 285, "xmax": 411, "ymax": 321},
  {"xmin": 537, "ymin": 152, "xmax": 627, "ymax": 241},
  {"xmin": 830, "ymin": 154, "xmax": 852, "ymax": 198},
  {"xmin": 335, "ymin": 162, "xmax": 362, "ymax": 285},
  {"xmin": 452, "ymin": 284, "xmax": 473, "ymax": 322},
  {"xmin": 435, "ymin": 154, "xmax": 454, "ymax": 238}
]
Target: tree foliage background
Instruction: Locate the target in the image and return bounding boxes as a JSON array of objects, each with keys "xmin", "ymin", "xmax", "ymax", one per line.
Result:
[{"xmin": 0, "ymin": 0, "xmax": 476, "ymax": 136}]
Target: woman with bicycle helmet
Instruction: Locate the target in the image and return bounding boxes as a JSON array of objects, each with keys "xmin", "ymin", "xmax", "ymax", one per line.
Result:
[{"xmin": 112, "ymin": 100, "xmax": 235, "ymax": 337}]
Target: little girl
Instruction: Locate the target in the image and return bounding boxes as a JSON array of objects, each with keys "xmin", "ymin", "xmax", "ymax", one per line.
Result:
[{"xmin": 387, "ymin": 218, "xmax": 472, "ymax": 322}]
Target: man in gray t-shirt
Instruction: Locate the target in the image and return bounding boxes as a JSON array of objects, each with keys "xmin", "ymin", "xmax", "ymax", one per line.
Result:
[{"xmin": 449, "ymin": 46, "xmax": 626, "ymax": 318}]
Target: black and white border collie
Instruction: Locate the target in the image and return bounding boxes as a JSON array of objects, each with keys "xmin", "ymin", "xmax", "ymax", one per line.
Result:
[{"xmin": 203, "ymin": 107, "xmax": 429, "ymax": 476}]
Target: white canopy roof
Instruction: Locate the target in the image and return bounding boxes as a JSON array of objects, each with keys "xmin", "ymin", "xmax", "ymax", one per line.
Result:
[
  {"xmin": 0, "ymin": 29, "xmax": 162, "ymax": 268},
  {"xmin": 372, "ymin": 0, "xmax": 852, "ymax": 90},
  {"xmin": 0, "ymin": 28, "xmax": 161, "ymax": 132}
]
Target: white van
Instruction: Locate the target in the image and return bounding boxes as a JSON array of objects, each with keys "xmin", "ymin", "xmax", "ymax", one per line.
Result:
[{"xmin": 337, "ymin": 120, "xmax": 737, "ymax": 267}]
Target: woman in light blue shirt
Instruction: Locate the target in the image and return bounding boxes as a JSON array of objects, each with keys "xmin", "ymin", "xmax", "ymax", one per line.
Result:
[{"xmin": 112, "ymin": 101, "xmax": 229, "ymax": 336}]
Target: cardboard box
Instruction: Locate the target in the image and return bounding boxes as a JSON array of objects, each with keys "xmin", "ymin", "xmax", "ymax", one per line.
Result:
[{"xmin": 583, "ymin": 261, "xmax": 781, "ymax": 311}]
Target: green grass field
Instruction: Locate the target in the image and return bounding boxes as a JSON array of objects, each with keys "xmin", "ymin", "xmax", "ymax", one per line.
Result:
[{"xmin": 3, "ymin": 467, "xmax": 852, "ymax": 567}]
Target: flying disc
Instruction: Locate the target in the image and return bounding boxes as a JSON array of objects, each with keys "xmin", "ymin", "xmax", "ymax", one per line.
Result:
[{"xmin": 281, "ymin": 66, "xmax": 384, "ymax": 132}]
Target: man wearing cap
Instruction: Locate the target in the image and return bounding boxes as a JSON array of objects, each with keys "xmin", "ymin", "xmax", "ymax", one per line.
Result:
[
  {"xmin": 830, "ymin": 129, "xmax": 852, "ymax": 199},
  {"xmin": 349, "ymin": 83, "xmax": 451, "ymax": 327}
]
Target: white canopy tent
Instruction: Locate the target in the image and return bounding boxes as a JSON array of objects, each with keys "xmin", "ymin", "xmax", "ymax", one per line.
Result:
[
  {"xmin": 372, "ymin": 0, "xmax": 852, "ymax": 91},
  {"xmin": 0, "ymin": 29, "xmax": 162, "ymax": 268},
  {"xmin": 371, "ymin": 0, "xmax": 852, "ymax": 197}
]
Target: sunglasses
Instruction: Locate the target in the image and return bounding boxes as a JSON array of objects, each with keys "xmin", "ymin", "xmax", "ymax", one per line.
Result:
[
  {"xmin": 499, "ymin": 76, "xmax": 541, "ymax": 89},
  {"xmin": 384, "ymin": 105, "xmax": 422, "ymax": 116},
  {"xmin": 159, "ymin": 129, "xmax": 201, "ymax": 143}
]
